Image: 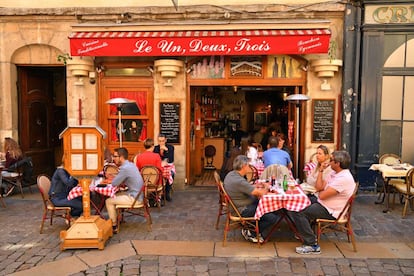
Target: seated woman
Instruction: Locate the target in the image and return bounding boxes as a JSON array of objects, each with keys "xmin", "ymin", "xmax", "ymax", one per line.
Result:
[
  {"xmin": 301, "ymin": 145, "xmax": 333, "ymax": 195},
  {"xmin": 240, "ymin": 136, "xmax": 258, "ymax": 166},
  {"xmin": 49, "ymin": 159, "xmax": 83, "ymax": 218},
  {"xmin": 0, "ymin": 137, "xmax": 23, "ymax": 196}
]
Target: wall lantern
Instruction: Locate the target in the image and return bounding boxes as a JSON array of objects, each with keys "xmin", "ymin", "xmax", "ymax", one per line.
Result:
[
  {"xmin": 67, "ymin": 57, "xmax": 94, "ymax": 86},
  {"xmin": 154, "ymin": 59, "xmax": 184, "ymax": 87}
]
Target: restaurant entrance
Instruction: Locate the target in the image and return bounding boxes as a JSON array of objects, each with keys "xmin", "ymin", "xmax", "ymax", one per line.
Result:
[{"xmin": 189, "ymin": 85, "xmax": 294, "ymax": 186}]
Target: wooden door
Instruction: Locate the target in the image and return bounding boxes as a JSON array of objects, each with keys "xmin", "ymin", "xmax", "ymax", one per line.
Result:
[{"xmin": 18, "ymin": 67, "xmax": 64, "ymax": 176}]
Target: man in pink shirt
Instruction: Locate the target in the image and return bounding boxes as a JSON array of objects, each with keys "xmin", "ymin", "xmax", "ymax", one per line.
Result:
[{"xmin": 290, "ymin": 150, "xmax": 356, "ymax": 255}]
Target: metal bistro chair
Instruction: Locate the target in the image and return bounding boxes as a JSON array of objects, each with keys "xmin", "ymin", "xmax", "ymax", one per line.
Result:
[
  {"xmin": 316, "ymin": 182, "xmax": 359, "ymax": 252},
  {"xmin": 37, "ymin": 174, "xmax": 72, "ymax": 234},
  {"xmin": 141, "ymin": 165, "xmax": 165, "ymax": 210}
]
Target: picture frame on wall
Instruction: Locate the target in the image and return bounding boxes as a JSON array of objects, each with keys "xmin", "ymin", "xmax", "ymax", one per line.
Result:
[{"xmin": 254, "ymin": 112, "xmax": 267, "ymax": 127}]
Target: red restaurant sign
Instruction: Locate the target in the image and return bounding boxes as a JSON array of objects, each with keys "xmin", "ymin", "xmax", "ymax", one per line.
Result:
[{"xmin": 69, "ymin": 29, "xmax": 331, "ymax": 56}]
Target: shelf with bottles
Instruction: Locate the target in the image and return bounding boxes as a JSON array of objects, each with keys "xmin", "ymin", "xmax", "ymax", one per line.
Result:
[{"xmin": 201, "ymin": 93, "xmax": 221, "ymax": 121}]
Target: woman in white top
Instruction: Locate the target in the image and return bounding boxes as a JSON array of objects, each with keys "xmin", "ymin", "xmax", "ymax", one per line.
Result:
[
  {"xmin": 241, "ymin": 136, "xmax": 258, "ymax": 166},
  {"xmin": 302, "ymin": 145, "xmax": 333, "ymax": 194}
]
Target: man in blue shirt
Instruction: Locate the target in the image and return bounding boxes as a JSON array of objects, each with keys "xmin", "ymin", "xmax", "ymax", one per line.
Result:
[
  {"xmin": 105, "ymin": 147, "xmax": 144, "ymax": 233},
  {"xmin": 262, "ymin": 136, "xmax": 293, "ymax": 169}
]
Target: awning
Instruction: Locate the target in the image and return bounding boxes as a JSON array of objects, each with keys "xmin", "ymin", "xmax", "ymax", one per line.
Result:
[{"xmin": 69, "ymin": 29, "xmax": 331, "ymax": 57}]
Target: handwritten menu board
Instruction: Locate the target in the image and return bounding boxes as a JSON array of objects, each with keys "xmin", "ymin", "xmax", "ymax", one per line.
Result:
[
  {"xmin": 312, "ymin": 99, "xmax": 335, "ymax": 143},
  {"xmin": 160, "ymin": 102, "xmax": 180, "ymax": 144}
]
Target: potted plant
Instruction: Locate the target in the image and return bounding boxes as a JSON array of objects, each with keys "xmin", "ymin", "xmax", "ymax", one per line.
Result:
[{"xmin": 311, "ymin": 40, "xmax": 343, "ymax": 78}]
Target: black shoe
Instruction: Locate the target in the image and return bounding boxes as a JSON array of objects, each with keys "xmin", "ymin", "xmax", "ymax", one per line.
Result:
[
  {"xmin": 166, "ymin": 193, "xmax": 172, "ymax": 202},
  {"xmin": 112, "ymin": 225, "xmax": 118, "ymax": 234}
]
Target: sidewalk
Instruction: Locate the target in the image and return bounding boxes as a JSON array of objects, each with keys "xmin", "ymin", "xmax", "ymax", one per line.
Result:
[{"xmin": 1, "ymin": 186, "xmax": 414, "ymax": 275}]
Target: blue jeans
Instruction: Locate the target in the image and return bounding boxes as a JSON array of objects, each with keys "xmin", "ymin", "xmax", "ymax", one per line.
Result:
[
  {"xmin": 241, "ymin": 201, "xmax": 280, "ymax": 235},
  {"xmin": 51, "ymin": 195, "xmax": 83, "ymax": 217},
  {"xmin": 288, "ymin": 202, "xmax": 335, "ymax": 245}
]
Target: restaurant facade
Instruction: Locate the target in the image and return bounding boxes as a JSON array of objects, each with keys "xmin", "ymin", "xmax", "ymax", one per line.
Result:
[{"xmin": 0, "ymin": 1, "xmax": 352, "ymax": 189}]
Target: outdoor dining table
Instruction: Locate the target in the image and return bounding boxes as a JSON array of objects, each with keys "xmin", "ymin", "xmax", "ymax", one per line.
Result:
[
  {"xmin": 67, "ymin": 178, "xmax": 119, "ymax": 218},
  {"xmin": 162, "ymin": 163, "xmax": 175, "ymax": 185},
  {"xmin": 255, "ymin": 180, "xmax": 311, "ymax": 243},
  {"xmin": 369, "ymin": 163, "xmax": 413, "ymax": 213}
]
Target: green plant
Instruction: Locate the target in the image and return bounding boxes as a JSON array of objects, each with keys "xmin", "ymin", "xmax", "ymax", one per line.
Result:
[
  {"xmin": 57, "ymin": 53, "xmax": 72, "ymax": 65},
  {"xmin": 328, "ymin": 40, "xmax": 337, "ymax": 62}
]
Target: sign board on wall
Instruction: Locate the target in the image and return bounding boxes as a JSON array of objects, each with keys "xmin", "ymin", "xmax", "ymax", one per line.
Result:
[
  {"xmin": 159, "ymin": 102, "xmax": 180, "ymax": 144},
  {"xmin": 312, "ymin": 99, "xmax": 335, "ymax": 143}
]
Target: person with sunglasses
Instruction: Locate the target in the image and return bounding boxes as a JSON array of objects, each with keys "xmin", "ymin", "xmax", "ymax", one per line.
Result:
[
  {"xmin": 105, "ymin": 147, "xmax": 144, "ymax": 233},
  {"xmin": 289, "ymin": 150, "xmax": 356, "ymax": 255}
]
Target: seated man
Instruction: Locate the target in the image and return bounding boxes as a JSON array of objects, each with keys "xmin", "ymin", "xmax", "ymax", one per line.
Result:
[
  {"xmin": 289, "ymin": 150, "xmax": 356, "ymax": 254},
  {"xmin": 153, "ymin": 134, "xmax": 174, "ymax": 201},
  {"xmin": 224, "ymin": 155, "xmax": 279, "ymax": 243},
  {"xmin": 262, "ymin": 135, "xmax": 292, "ymax": 169},
  {"xmin": 105, "ymin": 147, "xmax": 144, "ymax": 233},
  {"xmin": 135, "ymin": 138, "xmax": 162, "ymax": 172}
]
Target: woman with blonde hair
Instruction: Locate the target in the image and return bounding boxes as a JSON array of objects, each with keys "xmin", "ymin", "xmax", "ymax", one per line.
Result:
[
  {"xmin": 0, "ymin": 137, "xmax": 23, "ymax": 196},
  {"xmin": 301, "ymin": 145, "xmax": 333, "ymax": 195},
  {"xmin": 1, "ymin": 137, "xmax": 23, "ymax": 169}
]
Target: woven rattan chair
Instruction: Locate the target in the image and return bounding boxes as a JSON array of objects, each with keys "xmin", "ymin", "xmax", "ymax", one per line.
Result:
[
  {"xmin": 259, "ymin": 164, "xmax": 290, "ymax": 181},
  {"xmin": 141, "ymin": 165, "xmax": 164, "ymax": 210},
  {"xmin": 316, "ymin": 182, "xmax": 359, "ymax": 252},
  {"xmin": 392, "ymin": 168, "xmax": 414, "ymax": 218},
  {"xmin": 37, "ymin": 174, "xmax": 71, "ymax": 234}
]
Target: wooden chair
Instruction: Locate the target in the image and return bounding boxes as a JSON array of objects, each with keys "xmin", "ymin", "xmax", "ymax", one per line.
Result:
[
  {"xmin": 218, "ymin": 180, "xmax": 260, "ymax": 246},
  {"xmin": 0, "ymin": 194, "xmax": 6, "ymax": 208},
  {"xmin": 141, "ymin": 165, "xmax": 164, "ymax": 209},
  {"xmin": 316, "ymin": 182, "xmax": 359, "ymax": 252},
  {"xmin": 379, "ymin": 153, "xmax": 401, "ymax": 165},
  {"xmin": 115, "ymin": 185, "xmax": 152, "ymax": 232},
  {"xmin": 392, "ymin": 168, "xmax": 414, "ymax": 218},
  {"xmin": 213, "ymin": 171, "xmax": 227, "ymax": 229},
  {"xmin": 37, "ymin": 174, "xmax": 71, "ymax": 234},
  {"xmin": 245, "ymin": 164, "xmax": 259, "ymax": 184}
]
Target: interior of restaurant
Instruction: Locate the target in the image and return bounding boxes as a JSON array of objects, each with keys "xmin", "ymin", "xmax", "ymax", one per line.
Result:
[{"xmin": 190, "ymin": 85, "xmax": 295, "ymax": 184}]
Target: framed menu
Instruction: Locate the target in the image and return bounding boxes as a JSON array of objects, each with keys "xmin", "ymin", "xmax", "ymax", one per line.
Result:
[
  {"xmin": 159, "ymin": 102, "xmax": 180, "ymax": 144},
  {"xmin": 312, "ymin": 99, "xmax": 335, "ymax": 143}
]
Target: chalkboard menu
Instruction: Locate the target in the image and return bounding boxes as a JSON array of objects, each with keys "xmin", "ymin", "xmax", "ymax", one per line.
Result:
[
  {"xmin": 160, "ymin": 102, "xmax": 180, "ymax": 144},
  {"xmin": 312, "ymin": 99, "xmax": 335, "ymax": 143}
]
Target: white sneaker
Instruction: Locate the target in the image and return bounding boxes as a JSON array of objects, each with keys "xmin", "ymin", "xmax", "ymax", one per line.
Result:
[
  {"xmin": 241, "ymin": 229, "xmax": 264, "ymax": 243},
  {"xmin": 295, "ymin": 244, "xmax": 321, "ymax": 255}
]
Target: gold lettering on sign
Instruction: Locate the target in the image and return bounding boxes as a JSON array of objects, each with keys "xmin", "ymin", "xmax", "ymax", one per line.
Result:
[{"xmin": 371, "ymin": 5, "xmax": 414, "ymax": 24}]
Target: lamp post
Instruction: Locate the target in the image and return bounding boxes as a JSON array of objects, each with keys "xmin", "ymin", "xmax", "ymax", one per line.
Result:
[
  {"xmin": 286, "ymin": 94, "xmax": 310, "ymax": 178},
  {"xmin": 105, "ymin": 98, "xmax": 136, "ymax": 147}
]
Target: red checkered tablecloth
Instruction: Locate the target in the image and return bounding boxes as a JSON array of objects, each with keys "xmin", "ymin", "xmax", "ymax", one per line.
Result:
[
  {"xmin": 255, "ymin": 186, "xmax": 311, "ymax": 219},
  {"xmin": 67, "ymin": 185, "xmax": 118, "ymax": 200},
  {"xmin": 162, "ymin": 163, "xmax": 175, "ymax": 185},
  {"xmin": 254, "ymin": 162, "xmax": 265, "ymax": 178}
]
